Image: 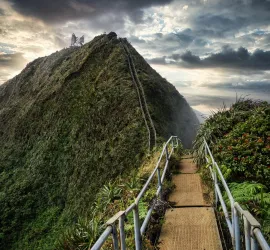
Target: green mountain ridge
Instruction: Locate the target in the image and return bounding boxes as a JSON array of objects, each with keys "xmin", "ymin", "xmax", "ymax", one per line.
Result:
[{"xmin": 0, "ymin": 32, "xmax": 199, "ymax": 249}]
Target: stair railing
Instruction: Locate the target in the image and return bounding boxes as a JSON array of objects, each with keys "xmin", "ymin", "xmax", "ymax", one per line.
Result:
[
  {"xmin": 204, "ymin": 138, "xmax": 270, "ymax": 250},
  {"xmin": 91, "ymin": 136, "xmax": 180, "ymax": 250}
]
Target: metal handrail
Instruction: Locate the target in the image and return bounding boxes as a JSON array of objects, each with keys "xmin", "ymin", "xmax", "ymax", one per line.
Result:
[
  {"xmin": 203, "ymin": 138, "xmax": 270, "ymax": 250},
  {"xmin": 91, "ymin": 136, "xmax": 180, "ymax": 250}
]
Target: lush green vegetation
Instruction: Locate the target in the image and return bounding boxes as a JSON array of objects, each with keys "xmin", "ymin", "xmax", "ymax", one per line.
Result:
[
  {"xmin": 128, "ymin": 43, "xmax": 199, "ymax": 148},
  {"xmin": 0, "ymin": 33, "xmax": 196, "ymax": 249},
  {"xmin": 0, "ymin": 33, "xmax": 147, "ymax": 250},
  {"xmin": 56, "ymin": 145, "xmax": 182, "ymax": 249},
  {"xmin": 193, "ymin": 98, "xmax": 270, "ymax": 240}
]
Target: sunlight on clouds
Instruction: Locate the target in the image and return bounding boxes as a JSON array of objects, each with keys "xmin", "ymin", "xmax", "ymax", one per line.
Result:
[
  {"xmin": 0, "ymin": 1, "xmax": 67, "ymax": 83},
  {"xmin": 151, "ymin": 64, "xmax": 224, "ymax": 87},
  {"xmin": 0, "ymin": 3, "xmax": 59, "ymax": 57},
  {"xmin": 150, "ymin": 64, "xmax": 270, "ymax": 113},
  {"xmin": 1, "ymin": 0, "xmax": 269, "ymax": 113},
  {"xmin": 183, "ymin": 5, "xmax": 189, "ymax": 10},
  {"xmin": 191, "ymin": 104, "xmax": 213, "ymax": 115}
]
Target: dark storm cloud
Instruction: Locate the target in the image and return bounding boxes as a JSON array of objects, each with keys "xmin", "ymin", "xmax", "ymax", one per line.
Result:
[
  {"xmin": 174, "ymin": 29, "xmax": 194, "ymax": 44},
  {"xmin": 159, "ymin": 30, "xmax": 199, "ymax": 48},
  {"xmin": 0, "ymin": 53, "xmax": 27, "ymax": 69},
  {"xmin": 184, "ymin": 0, "xmax": 270, "ymax": 43},
  {"xmin": 149, "ymin": 46, "xmax": 270, "ymax": 70},
  {"xmin": 248, "ymin": 0, "xmax": 270, "ymax": 10},
  {"xmin": 180, "ymin": 46, "xmax": 270, "ymax": 70},
  {"xmin": 10, "ymin": 0, "xmax": 173, "ymax": 24},
  {"xmin": 193, "ymin": 14, "xmax": 247, "ymax": 38},
  {"xmin": 180, "ymin": 51, "xmax": 200, "ymax": 64},
  {"xmin": 130, "ymin": 30, "xmax": 209, "ymax": 58}
]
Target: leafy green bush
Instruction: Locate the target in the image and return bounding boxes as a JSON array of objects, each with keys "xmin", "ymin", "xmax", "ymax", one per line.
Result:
[
  {"xmin": 193, "ymin": 98, "xmax": 270, "ymax": 240},
  {"xmin": 193, "ymin": 98, "xmax": 268, "ymax": 165},
  {"xmin": 55, "ymin": 143, "xmax": 182, "ymax": 249},
  {"xmin": 213, "ymin": 105, "xmax": 270, "ymax": 186}
]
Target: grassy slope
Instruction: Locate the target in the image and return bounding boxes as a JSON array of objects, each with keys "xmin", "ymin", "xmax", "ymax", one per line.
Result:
[
  {"xmin": 127, "ymin": 42, "xmax": 199, "ymax": 148},
  {"xmin": 0, "ymin": 34, "xmax": 148, "ymax": 249},
  {"xmin": 0, "ymin": 33, "xmax": 198, "ymax": 249}
]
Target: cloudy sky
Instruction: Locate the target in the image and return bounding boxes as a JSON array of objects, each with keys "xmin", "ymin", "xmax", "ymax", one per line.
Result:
[{"xmin": 1, "ymin": 0, "xmax": 270, "ymax": 114}]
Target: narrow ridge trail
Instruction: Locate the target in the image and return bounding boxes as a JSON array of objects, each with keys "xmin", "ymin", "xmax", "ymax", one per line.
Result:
[{"xmin": 159, "ymin": 155, "xmax": 223, "ymax": 250}]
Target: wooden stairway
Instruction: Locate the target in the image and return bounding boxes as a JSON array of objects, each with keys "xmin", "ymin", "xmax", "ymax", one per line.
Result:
[{"xmin": 159, "ymin": 155, "xmax": 223, "ymax": 250}]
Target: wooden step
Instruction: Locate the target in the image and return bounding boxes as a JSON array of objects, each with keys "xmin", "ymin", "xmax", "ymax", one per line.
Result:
[
  {"xmin": 169, "ymin": 174, "xmax": 208, "ymax": 206},
  {"xmin": 159, "ymin": 207, "xmax": 223, "ymax": 250},
  {"xmin": 159, "ymin": 157, "xmax": 222, "ymax": 249}
]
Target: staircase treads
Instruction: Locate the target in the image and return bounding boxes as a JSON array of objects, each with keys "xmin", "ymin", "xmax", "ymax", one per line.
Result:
[
  {"xmin": 169, "ymin": 174, "xmax": 207, "ymax": 206},
  {"xmin": 159, "ymin": 207, "xmax": 223, "ymax": 250},
  {"xmin": 179, "ymin": 158, "xmax": 198, "ymax": 173}
]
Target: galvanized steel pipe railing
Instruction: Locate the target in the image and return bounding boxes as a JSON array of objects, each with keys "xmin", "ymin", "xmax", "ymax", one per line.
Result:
[
  {"xmin": 91, "ymin": 136, "xmax": 180, "ymax": 250},
  {"xmin": 203, "ymin": 138, "xmax": 270, "ymax": 250}
]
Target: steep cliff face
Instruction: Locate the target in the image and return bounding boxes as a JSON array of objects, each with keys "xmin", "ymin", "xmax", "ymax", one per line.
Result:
[{"xmin": 0, "ymin": 33, "xmax": 198, "ymax": 249}]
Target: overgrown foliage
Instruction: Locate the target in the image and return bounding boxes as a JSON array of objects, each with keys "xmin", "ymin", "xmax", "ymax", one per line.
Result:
[
  {"xmin": 193, "ymin": 98, "xmax": 270, "ymax": 240},
  {"xmin": 0, "ymin": 33, "xmax": 193, "ymax": 249},
  {"xmin": 56, "ymin": 145, "xmax": 182, "ymax": 249},
  {"xmin": 225, "ymin": 182, "xmax": 270, "ymax": 239}
]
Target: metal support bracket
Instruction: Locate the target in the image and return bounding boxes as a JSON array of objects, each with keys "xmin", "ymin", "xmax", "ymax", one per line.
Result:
[
  {"xmin": 106, "ymin": 211, "xmax": 126, "ymax": 226},
  {"xmin": 243, "ymin": 210, "xmax": 261, "ymax": 238}
]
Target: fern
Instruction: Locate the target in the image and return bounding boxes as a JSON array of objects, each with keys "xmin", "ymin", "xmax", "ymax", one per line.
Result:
[
  {"xmin": 224, "ymin": 182, "xmax": 267, "ymax": 206},
  {"xmin": 225, "ymin": 182, "xmax": 270, "ymax": 241},
  {"xmin": 56, "ymin": 217, "xmax": 104, "ymax": 250},
  {"xmin": 98, "ymin": 181, "xmax": 122, "ymax": 203}
]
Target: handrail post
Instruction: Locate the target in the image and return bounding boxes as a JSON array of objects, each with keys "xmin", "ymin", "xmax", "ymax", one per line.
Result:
[
  {"xmin": 244, "ymin": 217, "xmax": 251, "ymax": 250},
  {"xmin": 119, "ymin": 214, "xmax": 126, "ymax": 250},
  {"xmin": 213, "ymin": 169, "xmax": 218, "ymax": 207},
  {"xmin": 171, "ymin": 138, "xmax": 175, "ymax": 148},
  {"xmin": 133, "ymin": 205, "xmax": 141, "ymax": 250},
  {"xmin": 231, "ymin": 199, "xmax": 236, "ymax": 249},
  {"xmin": 165, "ymin": 145, "xmax": 169, "ymax": 161},
  {"xmin": 157, "ymin": 167, "xmax": 162, "ymax": 199},
  {"xmin": 212, "ymin": 160, "xmax": 219, "ymax": 208},
  {"xmin": 234, "ymin": 207, "xmax": 241, "ymax": 250},
  {"xmin": 251, "ymin": 225, "xmax": 259, "ymax": 250},
  {"xmin": 112, "ymin": 223, "xmax": 119, "ymax": 250},
  {"xmin": 251, "ymin": 236, "xmax": 258, "ymax": 250}
]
